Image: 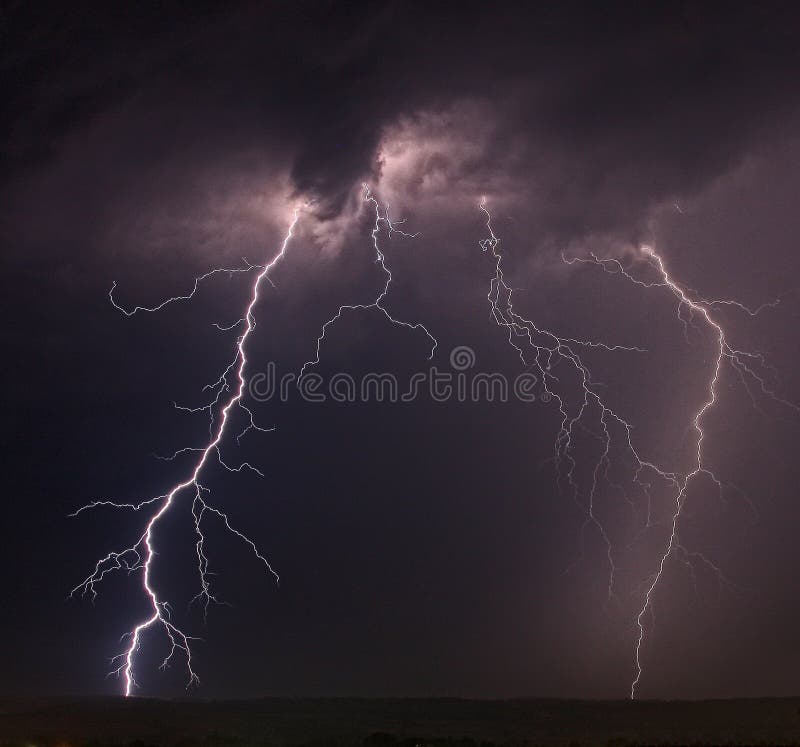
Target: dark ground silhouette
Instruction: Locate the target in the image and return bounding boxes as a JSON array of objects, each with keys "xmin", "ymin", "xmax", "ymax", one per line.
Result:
[{"xmin": 2, "ymin": 697, "xmax": 800, "ymax": 746}]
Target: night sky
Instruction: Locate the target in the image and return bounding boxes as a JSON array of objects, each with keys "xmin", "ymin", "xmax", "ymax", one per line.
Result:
[{"xmin": 3, "ymin": 2, "xmax": 800, "ymax": 701}]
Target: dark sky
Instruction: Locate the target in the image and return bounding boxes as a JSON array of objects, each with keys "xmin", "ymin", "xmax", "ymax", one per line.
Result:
[{"xmin": 2, "ymin": 1, "xmax": 800, "ymax": 700}]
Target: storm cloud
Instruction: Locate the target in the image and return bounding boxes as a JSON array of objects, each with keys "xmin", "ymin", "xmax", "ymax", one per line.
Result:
[
  {"xmin": 3, "ymin": 2, "xmax": 800, "ymax": 701},
  {"xmin": 5, "ymin": 2, "xmax": 800, "ymax": 251}
]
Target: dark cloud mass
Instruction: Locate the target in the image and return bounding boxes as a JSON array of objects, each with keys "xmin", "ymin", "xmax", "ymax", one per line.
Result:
[
  {"xmin": 5, "ymin": 2, "xmax": 800, "ymax": 228},
  {"xmin": 2, "ymin": 2, "xmax": 800, "ymax": 700}
]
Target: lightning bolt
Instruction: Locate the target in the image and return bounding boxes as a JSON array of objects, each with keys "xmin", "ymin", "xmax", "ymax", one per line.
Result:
[
  {"xmin": 479, "ymin": 198, "xmax": 794, "ymax": 699},
  {"xmin": 70, "ymin": 208, "xmax": 301, "ymax": 695},
  {"xmin": 479, "ymin": 198, "xmax": 652, "ymax": 604},
  {"xmin": 73, "ymin": 183, "xmax": 436, "ymax": 696},
  {"xmin": 566, "ymin": 247, "xmax": 794, "ymax": 698},
  {"xmin": 74, "ymin": 179, "xmax": 787, "ymax": 699},
  {"xmin": 299, "ymin": 184, "xmax": 437, "ymax": 378}
]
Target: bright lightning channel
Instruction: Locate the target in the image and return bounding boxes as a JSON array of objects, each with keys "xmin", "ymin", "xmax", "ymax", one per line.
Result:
[
  {"xmin": 479, "ymin": 198, "xmax": 794, "ymax": 699},
  {"xmin": 72, "ymin": 182, "xmax": 436, "ymax": 697},
  {"xmin": 566, "ymin": 247, "xmax": 795, "ymax": 698},
  {"xmin": 70, "ymin": 209, "xmax": 301, "ymax": 695}
]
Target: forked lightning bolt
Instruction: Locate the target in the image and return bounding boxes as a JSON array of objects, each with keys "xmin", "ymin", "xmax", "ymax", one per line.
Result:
[
  {"xmin": 72, "ymin": 184, "xmax": 435, "ymax": 696},
  {"xmin": 479, "ymin": 198, "xmax": 794, "ymax": 699},
  {"xmin": 73, "ymin": 181, "xmax": 786, "ymax": 698},
  {"xmin": 299, "ymin": 184, "xmax": 437, "ymax": 378},
  {"xmin": 479, "ymin": 197, "xmax": 650, "ymax": 603},
  {"xmin": 566, "ymin": 247, "xmax": 795, "ymax": 698},
  {"xmin": 70, "ymin": 209, "xmax": 301, "ymax": 695}
]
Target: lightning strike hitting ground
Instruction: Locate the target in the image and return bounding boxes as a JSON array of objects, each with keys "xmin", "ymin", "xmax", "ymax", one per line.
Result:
[
  {"xmin": 479, "ymin": 198, "xmax": 794, "ymax": 699},
  {"xmin": 70, "ymin": 209, "xmax": 301, "ymax": 695},
  {"xmin": 73, "ymin": 184, "xmax": 436, "ymax": 697},
  {"xmin": 72, "ymin": 182, "xmax": 788, "ymax": 699},
  {"xmin": 567, "ymin": 247, "xmax": 795, "ymax": 698},
  {"xmin": 299, "ymin": 184, "xmax": 437, "ymax": 378}
]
